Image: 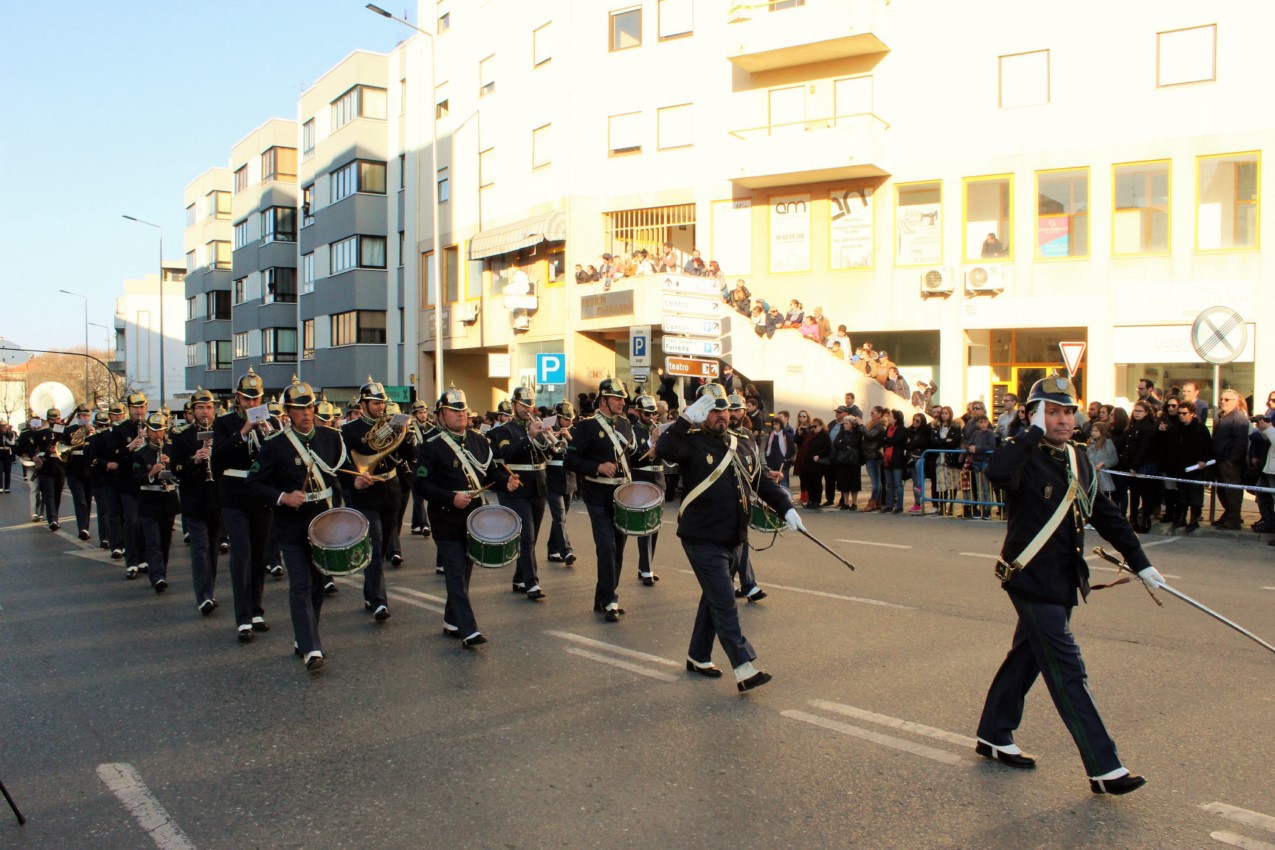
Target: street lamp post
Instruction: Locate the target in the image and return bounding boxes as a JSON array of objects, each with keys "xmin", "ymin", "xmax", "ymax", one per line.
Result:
[
  {"xmin": 122, "ymin": 215, "xmax": 166, "ymax": 407},
  {"xmin": 58, "ymin": 289, "xmax": 89, "ymax": 402},
  {"xmin": 89, "ymin": 322, "xmax": 112, "ymax": 400},
  {"xmin": 367, "ymin": 3, "xmax": 444, "ymax": 400}
]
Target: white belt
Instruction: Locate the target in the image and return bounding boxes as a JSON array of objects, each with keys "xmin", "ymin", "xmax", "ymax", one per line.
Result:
[
  {"xmin": 506, "ymin": 463, "xmax": 546, "ymax": 471},
  {"xmin": 72, "ymin": 450, "xmax": 85, "ymax": 456},
  {"xmin": 140, "ymin": 484, "xmax": 177, "ymax": 493},
  {"xmin": 636, "ymin": 466, "xmax": 662, "ymax": 472},
  {"xmin": 303, "ymin": 488, "xmax": 333, "ymax": 503},
  {"xmin": 547, "ymin": 460, "xmax": 564, "ymax": 467},
  {"xmin": 586, "ymin": 476, "xmax": 627, "ymax": 485},
  {"xmin": 223, "ymin": 469, "xmax": 250, "ymax": 478}
]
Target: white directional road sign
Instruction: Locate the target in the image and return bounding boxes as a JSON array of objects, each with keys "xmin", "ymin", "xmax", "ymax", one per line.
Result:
[
  {"xmin": 660, "ymin": 274, "xmax": 722, "ymax": 298},
  {"xmin": 1191, "ymin": 306, "xmax": 1247, "ymax": 365},
  {"xmin": 662, "ymin": 315, "xmax": 722, "ymax": 337},
  {"xmin": 630, "ymin": 325, "xmax": 651, "ymax": 367},
  {"xmin": 663, "ymin": 336, "xmax": 723, "ymax": 357},
  {"xmin": 661, "ymin": 294, "xmax": 722, "ymax": 317}
]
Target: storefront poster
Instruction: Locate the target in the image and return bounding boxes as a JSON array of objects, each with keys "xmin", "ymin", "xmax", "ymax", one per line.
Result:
[
  {"xmin": 769, "ymin": 193, "xmax": 810, "ymax": 273},
  {"xmin": 829, "ymin": 187, "xmax": 873, "ymax": 269},
  {"xmin": 896, "ymin": 202, "xmax": 941, "ymax": 266},
  {"xmin": 1037, "ymin": 214, "xmax": 1070, "ymax": 257}
]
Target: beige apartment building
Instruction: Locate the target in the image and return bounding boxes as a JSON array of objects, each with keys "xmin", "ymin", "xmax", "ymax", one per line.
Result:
[{"xmin": 389, "ymin": 0, "xmax": 1269, "ymax": 416}]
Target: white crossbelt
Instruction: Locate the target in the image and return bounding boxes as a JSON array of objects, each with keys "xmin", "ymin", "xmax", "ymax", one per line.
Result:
[
  {"xmin": 223, "ymin": 469, "xmax": 250, "ymax": 478},
  {"xmin": 303, "ymin": 488, "xmax": 333, "ymax": 502},
  {"xmin": 636, "ymin": 465, "xmax": 662, "ymax": 472},
  {"xmin": 547, "ymin": 460, "xmax": 564, "ymax": 467},
  {"xmin": 505, "ymin": 463, "xmax": 546, "ymax": 471},
  {"xmin": 140, "ymin": 484, "xmax": 177, "ymax": 493},
  {"xmin": 586, "ymin": 476, "xmax": 627, "ymax": 485}
]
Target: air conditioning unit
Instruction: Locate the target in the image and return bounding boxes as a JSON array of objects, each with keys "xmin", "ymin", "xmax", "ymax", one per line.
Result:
[
  {"xmin": 512, "ymin": 312, "xmax": 530, "ymax": 332},
  {"xmin": 963, "ymin": 264, "xmax": 1010, "ymax": 295},
  {"xmin": 919, "ymin": 267, "xmax": 953, "ymax": 297},
  {"xmin": 459, "ymin": 303, "xmax": 480, "ymax": 324}
]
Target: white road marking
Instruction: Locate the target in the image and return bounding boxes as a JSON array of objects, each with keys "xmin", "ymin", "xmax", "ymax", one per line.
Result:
[
  {"xmin": 336, "ymin": 578, "xmax": 445, "ymax": 613},
  {"xmin": 1203, "ymin": 802, "xmax": 1275, "ymax": 833},
  {"xmin": 563, "ymin": 647, "xmax": 679, "ymax": 682},
  {"xmin": 96, "ymin": 762, "xmax": 196, "ymax": 850},
  {"xmin": 781, "ymin": 710, "xmax": 962, "ymax": 765},
  {"xmin": 1210, "ymin": 831, "xmax": 1275, "ymax": 850},
  {"xmin": 1261, "ymin": 587, "xmax": 1275, "ymax": 592},
  {"xmin": 0, "ymin": 521, "xmax": 49, "ymax": 532},
  {"xmin": 809, "ymin": 700, "xmax": 976, "ymax": 749},
  {"xmin": 958, "ymin": 552, "xmax": 997, "ymax": 559},
  {"xmin": 834, "ymin": 539, "xmax": 912, "ymax": 550},
  {"xmin": 673, "ymin": 570, "xmax": 911, "ymax": 609},
  {"xmin": 546, "ymin": 631, "xmax": 681, "ymax": 667},
  {"xmin": 391, "ymin": 586, "xmax": 447, "ymax": 604}
]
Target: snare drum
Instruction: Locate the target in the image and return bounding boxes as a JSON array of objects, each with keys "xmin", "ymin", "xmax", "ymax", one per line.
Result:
[
  {"xmin": 308, "ymin": 507, "xmax": 372, "ymax": 577},
  {"xmin": 467, "ymin": 504, "xmax": 522, "ymax": 568},
  {"xmin": 613, "ymin": 481, "xmax": 664, "ymax": 537},
  {"xmin": 749, "ymin": 501, "xmax": 785, "ymax": 535}
]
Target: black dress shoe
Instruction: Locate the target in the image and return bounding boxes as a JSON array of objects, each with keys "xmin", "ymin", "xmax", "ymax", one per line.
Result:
[
  {"xmin": 199, "ymin": 599, "xmax": 215, "ymax": 615},
  {"xmin": 1090, "ymin": 772, "xmax": 1146, "ymax": 795},
  {"xmin": 564, "ymin": 551, "xmax": 577, "ymax": 565},
  {"xmin": 547, "ymin": 552, "xmax": 565, "ymax": 562},
  {"xmin": 734, "ymin": 588, "xmax": 746, "ymax": 598},
  {"xmin": 641, "ymin": 576, "xmax": 655, "ymax": 587},
  {"xmin": 373, "ymin": 605, "xmax": 390, "ymax": 622},
  {"xmin": 79, "ymin": 530, "xmax": 90, "ymax": 541},
  {"xmin": 238, "ymin": 626, "xmax": 254, "ymax": 643},
  {"xmin": 390, "ymin": 554, "xmax": 403, "ymax": 567},
  {"xmin": 746, "ymin": 589, "xmax": 768, "ymax": 603},
  {"xmin": 305, "ymin": 653, "xmax": 325, "ymax": 671},
  {"xmin": 252, "ymin": 617, "xmax": 269, "ymax": 632},
  {"xmin": 419, "ymin": 527, "xmax": 431, "ymax": 538},
  {"xmin": 461, "ymin": 632, "xmax": 487, "ymax": 648},
  {"xmin": 219, "ymin": 541, "xmax": 230, "ymax": 554},
  {"xmin": 442, "ymin": 627, "xmax": 460, "ymax": 639},
  {"xmin": 604, "ymin": 608, "xmax": 621, "ymax": 622},
  {"xmin": 737, "ymin": 671, "xmax": 772, "ymax": 692},
  {"xmin": 685, "ymin": 659, "xmax": 723, "ymax": 678},
  {"xmin": 323, "ymin": 579, "xmax": 337, "ymax": 594},
  {"xmin": 526, "ymin": 587, "xmax": 546, "ymax": 601},
  {"xmin": 512, "ymin": 582, "xmax": 527, "ymax": 593},
  {"xmin": 975, "ymin": 741, "xmax": 1036, "ymax": 769},
  {"xmin": 153, "ymin": 579, "xmax": 167, "ymax": 593}
]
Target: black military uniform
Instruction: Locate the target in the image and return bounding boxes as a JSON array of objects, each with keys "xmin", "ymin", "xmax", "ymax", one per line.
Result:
[
  {"xmin": 263, "ymin": 397, "xmax": 287, "ymax": 579},
  {"xmin": 727, "ymin": 394, "xmax": 765, "ymax": 601},
  {"xmin": 246, "ymin": 379, "xmax": 347, "ymax": 671},
  {"xmin": 976, "ymin": 376, "xmax": 1153, "ymax": 796},
  {"xmin": 408, "ymin": 402, "xmax": 433, "ymax": 538},
  {"xmin": 213, "ymin": 368, "xmax": 274, "ymax": 642},
  {"xmin": 630, "ymin": 395, "xmax": 664, "ymax": 586},
  {"xmin": 414, "ymin": 386, "xmax": 509, "ymax": 646},
  {"xmin": 169, "ymin": 388, "xmax": 222, "ymax": 613},
  {"xmin": 340, "ymin": 377, "xmax": 396, "ymax": 621},
  {"xmin": 25, "ymin": 414, "xmax": 67, "ymax": 530},
  {"xmin": 104, "ymin": 394, "xmax": 150, "ymax": 572},
  {"xmin": 488, "ymin": 386, "xmax": 550, "ymax": 600},
  {"xmin": 564, "ymin": 378, "xmax": 634, "ymax": 621},
  {"xmin": 131, "ymin": 412, "xmax": 179, "ymax": 592},
  {"xmin": 62, "ymin": 405, "xmax": 95, "ymax": 540},
  {"xmin": 86, "ymin": 405, "xmax": 127, "ymax": 555},
  {"xmin": 544, "ymin": 402, "xmax": 577, "ymax": 566}
]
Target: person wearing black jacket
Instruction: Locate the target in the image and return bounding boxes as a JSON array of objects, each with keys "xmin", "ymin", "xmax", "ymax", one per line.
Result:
[
  {"xmin": 30, "ymin": 408, "xmax": 69, "ymax": 531},
  {"xmin": 107, "ymin": 393, "xmax": 151, "ymax": 575},
  {"xmin": 86, "ymin": 404, "xmax": 126, "ymax": 555},
  {"xmin": 62, "ymin": 404, "xmax": 95, "ymax": 540},
  {"xmin": 801, "ymin": 419, "xmax": 832, "ymax": 511},
  {"xmin": 1123, "ymin": 401, "xmax": 1160, "ymax": 532},
  {"xmin": 1167, "ymin": 402, "xmax": 1213, "ymax": 531},
  {"xmin": 656, "ymin": 383, "xmax": 800, "ymax": 692},
  {"xmin": 340, "ymin": 376, "xmax": 399, "ymax": 623},
  {"xmin": 488, "ymin": 386, "xmax": 551, "ymax": 600},
  {"xmin": 830, "ymin": 411, "xmax": 863, "ymax": 510},
  {"xmin": 630, "ymin": 395, "xmax": 665, "ymax": 587},
  {"xmin": 169, "ymin": 388, "xmax": 222, "ymax": 613},
  {"xmin": 977, "ymin": 376, "xmax": 1160, "ymax": 796},
  {"xmin": 544, "ymin": 401, "xmax": 577, "ymax": 566},
  {"xmin": 906, "ymin": 413, "xmax": 933, "ymax": 513},
  {"xmin": 728, "ymin": 394, "xmax": 765, "ymax": 602},
  {"xmin": 132, "ymin": 412, "xmax": 179, "ymax": 593}
]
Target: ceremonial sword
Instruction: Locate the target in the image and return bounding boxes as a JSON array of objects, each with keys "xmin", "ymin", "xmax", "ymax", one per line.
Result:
[{"xmin": 1094, "ymin": 547, "xmax": 1275, "ymax": 656}]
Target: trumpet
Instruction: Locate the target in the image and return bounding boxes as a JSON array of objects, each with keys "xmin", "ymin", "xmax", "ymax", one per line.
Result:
[{"xmin": 196, "ymin": 414, "xmax": 215, "ymax": 483}]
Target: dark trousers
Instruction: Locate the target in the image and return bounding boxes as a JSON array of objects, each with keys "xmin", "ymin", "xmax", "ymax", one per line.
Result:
[
  {"xmin": 1216, "ymin": 459, "xmax": 1244, "ymax": 520},
  {"xmin": 267, "ymin": 527, "xmax": 283, "ymax": 569},
  {"xmin": 186, "ymin": 514, "xmax": 221, "ymax": 605},
  {"xmin": 437, "ymin": 538, "xmax": 478, "ymax": 637},
  {"xmin": 1256, "ymin": 473, "xmax": 1275, "ymax": 526},
  {"xmin": 357, "ymin": 506, "xmax": 389, "ymax": 607},
  {"xmin": 280, "ymin": 536, "xmax": 326, "ymax": 657},
  {"xmin": 38, "ymin": 473, "xmax": 64, "ymax": 525},
  {"xmin": 734, "ymin": 541, "xmax": 758, "ymax": 593},
  {"xmin": 683, "ymin": 541, "xmax": 756, "ymax": 669},
  {"xmin": 388, "ymin": 478, "xmax": 411, "ymax": 555},
  {"xmin": 410, "ymin": 490, "xmax": 430, "ymax": 532},
  {"xmin": 500, "ymin": 494, "xmax": 544, "ymax": 589},
  {"xmin": 95, "ymin": 483, "xmax": 122, "ymax": 548},
  {"xmin": 638, "ymin": 530, "xmax": 659, "ymax": 578},
  {"xmin": 223, "ymin": 505, "xmax": 270, "ymax": 627},
  {"xmin": 546, "ymin": 491, "xmax": 572, "ymax": 556},
  {"xmin": 67, "ymin": 475, "xmax": 91, "ymax": 533},
  {"xmin": 139, "ymin": 509, "xmax": 176, "ymax": 585},
  {"xmin": 0, "ymin": 457, "xmax": 10, "ymax": 490},
  {"xmin": 585, "ymin": 499, "xmax": 628, "ymax": 609},
  {"xmin": 977, "ymin": 594, "xmax": 1123, "ymax": 776},
  {"xmin": 120, "ymin": 490, "xmax": 143, "ymax": 567}
]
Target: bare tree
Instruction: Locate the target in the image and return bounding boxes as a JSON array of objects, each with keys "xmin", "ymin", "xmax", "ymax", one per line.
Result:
[{"xmin": 24, "ymin": 348, "xmax": 119, "ymax": 406}]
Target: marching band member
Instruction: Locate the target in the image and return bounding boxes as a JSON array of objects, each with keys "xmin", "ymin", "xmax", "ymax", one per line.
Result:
[
  {"xmin": 169, "ymin": 388, "xmax": 222, "ymax": 614},
  {"xmin": 63, "ymin": 403, "xmax": 95, "ymax": 540},
  {"xmin": 414, "ymin": 385, "xmax": 515, "ymax": 648},
  {"xmin": 655, "ymin": 383, "xmax": 800, "ymax": 691},
  {"xmin": 340, "ymin": 377, "xmax": 397, "ymax": 623},
  {"xmin": 213, "ymin": 367, "xmax": 274, "ymax": 642},
  {"xmin": 544, "ymin": 401, "xmax": 577, "ymax": 567},
  {"xmin": 381, "ymin": 400, "xmax": 412, "ymax": 568},
  {"xmin": 246, "ymin": 378, "xmax": 348, "ymax": 672},
  {"xmin": 132, "ymin": 411, "xmax": 179, "ymax": 593},
  {"xmin": 85, "ymin": 409, "xmax": 113, "ymax": 547},
  {"xmin": 564, "ymin": 378, "xmax": 633, "ymax": 622},
  {"xmin": 631, "ymin": 394, "xmax": 663, "ymax": 587},
  {"xmin": 727, "ymin": 393, "xmax": 767, "ymax": 603},
  {"xmin": 489, "ymin": 386, "xmax": 550, "ymax": 601},
  {"xmin": 314, "ymin": 397, "xmax": 342, "ymax": 595},
  {"xmin": 87, "ymin": 402, "xmax": 128, "ymax": 556},
  {"xmin": 34, "ymin": 407, "xmax": 68, "ymax": 531},
  {"xmin": 408, "ymin": 400, "xmax": 433, "ymax": 538},
  {"xmin": 106, "ymin": 392, "xmax": 151, "ymax": 576}
]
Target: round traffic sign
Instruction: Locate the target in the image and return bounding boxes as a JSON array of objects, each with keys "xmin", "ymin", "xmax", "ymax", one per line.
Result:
[{"xmin": 1190, "ymin": 306, "xmax": 1247, "ymax": 365}]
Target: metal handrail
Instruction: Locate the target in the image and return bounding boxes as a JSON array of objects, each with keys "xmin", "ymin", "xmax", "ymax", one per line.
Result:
[{"xmin": 728, "ymin": 111, "xmax": 891, "ymax": 139}]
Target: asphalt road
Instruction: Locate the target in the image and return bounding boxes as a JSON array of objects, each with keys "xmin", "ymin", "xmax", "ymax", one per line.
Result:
[{"xmin": 1, "ymin": 480, "xmax": 1273, "ymax": 850}]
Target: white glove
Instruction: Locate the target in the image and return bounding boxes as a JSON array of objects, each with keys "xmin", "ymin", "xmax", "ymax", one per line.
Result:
[
  {"xmin": 784, "ymin": 508, "xmax": 806, "ymax": 533},
  {"xmin": 683, "ymin": 394, "xmax": 716, "ymax": 426},
  {"xmin": 1029, "ymin": 402, "xmax": 1047, "ymax": 432},
  {"xmin": 1136, "ymin": 566, "xmax": 1165, "ymax": 590}
]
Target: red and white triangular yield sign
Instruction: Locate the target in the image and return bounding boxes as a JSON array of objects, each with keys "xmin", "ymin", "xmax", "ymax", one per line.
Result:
[{"xmin": 1059, "ymin": 341, "xmax": 1086, "ymax": 377}]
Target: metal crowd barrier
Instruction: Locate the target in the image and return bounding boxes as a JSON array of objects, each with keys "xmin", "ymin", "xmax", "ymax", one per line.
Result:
[{"xmin": 917, "ymin": 449, "xmax": 1004, "ymax": 515}]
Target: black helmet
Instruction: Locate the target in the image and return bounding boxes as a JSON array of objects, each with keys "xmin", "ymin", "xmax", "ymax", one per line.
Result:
[
  {"xmin": 598, "ymin": 377, "xmax": 627, "ymax": 399},
  {"xmin": 496, "ymin": 400, "xmax": 513, "ymax": 416},
  {"xmin": 190, "ymin": 386, "xmax": 215, "ymax": 405},
  {"xmin": 359, "ymin": 376, "xmax": 388, "ymax": 402},
  {"xmin": 696, "ymin": 382, "xmax": 729, "ymax": 411},
  {"xmin": 144, "ymin": 411, "xmax": 169, "ymax": 432},
  {"xmin": 93, "ymin": 410, "xmax": 110, "ymax": 426},
  {"xmin": 126, "ymin": 391, "xmax": 148, "ymax": 408},
  {"xmin": 109, "ymin": 401, "xmax": 126, "ymax": 416},
  {"xmin": 347, "ymin": 395, "xmax": 361, "ymax": 412},
  {"xmin": 437, "ymin": 384, "xmax": 468, "ymax": 412},
  {"xmin": 45, "ymin": 407, "xmax": 62, "ymax": 420},
  {"xmin": 511, "ymin": 386, "xmax": 536, "ymax": 407},
  {"xmin": 553, "ymin": 401, "xmax": 575, "ymax": 419},
  {"xmin": 635, "ymin": 395, "xmax": 657, "ymax": 414},
  {"xmin": 283, "ymin": 376, "xmax": 317, "ymax": 408},
  {"xmin": 235, "ymin": 367, "xmax": 264, "ymax": 399},
  {"xmin": 1026, "ymin": 374, "xmax": 1078, "ymax": 411},
  {"xmin": 726, "ymin": 392, "xmax": 746, "ymax": 412},
  {"xmin": 315, "ymin": 396, "xmax": 336, "ymax": 422},
  {"xmin": 266, "ymin": 395, "xmax": 283, "ymax": 416}
]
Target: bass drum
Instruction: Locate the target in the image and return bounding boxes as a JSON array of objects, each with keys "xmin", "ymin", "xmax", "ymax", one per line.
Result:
[
  {"xmin": 467, "ymin": 504, "xmax": 522, "ymax": 568},
  {"xmin": 613, "ymin": 480, "xmax": 664, "ymax": 537},
  {"xmin": 308, "ymin": 508, "xmax": 372, "ymax": 577}
]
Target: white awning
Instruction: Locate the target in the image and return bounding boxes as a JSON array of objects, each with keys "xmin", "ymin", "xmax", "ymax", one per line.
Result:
[{"xmin": 468, "ymin": 210, "xmax": 566, "ymax": 260}]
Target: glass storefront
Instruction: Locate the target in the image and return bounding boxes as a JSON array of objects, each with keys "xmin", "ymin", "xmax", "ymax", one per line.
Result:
[{"xmin": 989, "ymin": 327, "xmax": 1086, "ymax": 405}]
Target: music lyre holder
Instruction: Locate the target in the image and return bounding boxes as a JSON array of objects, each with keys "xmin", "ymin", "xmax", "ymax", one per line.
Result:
[{"xmin": 0, "ymin": 775, "xmax": 26, "ymax": 825}]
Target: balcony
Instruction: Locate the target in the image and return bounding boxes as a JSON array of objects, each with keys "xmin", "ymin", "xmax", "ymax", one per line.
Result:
[
  {"xmin": 726, "ymin": 0, "xmax": 888, "ymax": 74},
  {"xmin": 725, "ymin": 112, "xmax": 889, "ymax": 189}
]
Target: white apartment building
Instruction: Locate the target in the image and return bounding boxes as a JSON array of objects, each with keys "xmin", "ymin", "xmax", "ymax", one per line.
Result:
[{"xmin": 113, "ymin": 265, "xmax": 188, "ymax": 409}]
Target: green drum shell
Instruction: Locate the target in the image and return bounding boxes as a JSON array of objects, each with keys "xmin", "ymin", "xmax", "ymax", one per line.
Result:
[
  {"xmin": 613, "ymin": 481, "xmax": 664, "ymax": 537},
  {"xmin": 467, "ymin": 504, "xmax": 522, "ymax": 569},
  {"xmin": 308, "ymin": 507, "xmax": 373, "ymax": 577},
  {"xmin": 749, "ymin": 501, "xmax": 785, "ymax": 534}
]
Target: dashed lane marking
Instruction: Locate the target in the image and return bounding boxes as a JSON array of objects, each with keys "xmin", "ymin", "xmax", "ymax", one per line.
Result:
[
  {"xmin": 1202, "ymin": 803, "xmax": 1275, "ymax": 834},
  {"xmin": 674, "ymin": 570, "xmax": 912, "ymax": 610},
  {"xmin": 335, "ymin": 578, "xmax": 445, "ymax": 614},
  {"xmin": 545, "ymin": 630, "xmax": 681, "ymax": 667},
  {"xmin": 1210, "ymin": 832, "xmax": 1275, "ymax": 850},
  {"xmin": 96, "ymin": 762, "xmax": 196, "ymax": 850},
  {"xmin": 391, "ymin": 586, "xmax": 447, "ymax": 604},
  {"xmin": 808, "ymin": 700, "xmax": 976, "ymax": 749},
  {"xmin": 563, "ymin": 647, "xmax": 680, "ymax": 682},
  {"xmin": 781, "ymin": 710, "xmax": 963, "ymax": 765},
  {"xmin": 834, "ymin": 539, "xmax": 912, "ymax": 550}
]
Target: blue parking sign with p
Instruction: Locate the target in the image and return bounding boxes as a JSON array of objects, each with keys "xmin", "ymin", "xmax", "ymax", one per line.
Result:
[{"xmin": 537, "ymin": 353, "xmax": 566, "ymax": 385}]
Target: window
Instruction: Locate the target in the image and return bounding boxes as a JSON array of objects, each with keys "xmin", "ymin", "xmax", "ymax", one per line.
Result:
[
  {"xmin": 186, "ymin": 296, "xmax": 197, "ymax": 321},
  {"xmin": 998, "ymin": 50, "xmax": 1049, "ymax": 108},
  {"xmin": 233, "ymin": 277, "xmax": 247, "ymax": 304},
  {"xmin": 1035, "ymin": 168, "xmax": 1088, "ymax": 259},
  {"xmin": 331, "ymin": 85, "xmax": 387, "ymax": 130},
  {"xmin": 185, "ymin": 204, "xmax": 196, "ymax": 227},
  {"xmin": 399, "ymin": 78, "xmax": 407, "ymax": 115},
  {"xmin": 608, "ymin": 112, "xmax": 642, "ymax": 155},
  {"xmin": 234, "ymin": 219, "xmax": 251, "ymax": 249},
  {"xmin": 330, "ymin": 235, "xmax": 386, "ymax": 273},
  {"xmin": 261, "ymin": 146, "xmax": 297, "ymax": 182},
  {"xmin": 233, "ymin": 165, "xmax": 248, "ymax": 193},
  {"xmin": 963, "ymin": 174, "xmax": 1013, "ymax": 262},
  {"xmin": 186, "ymin": 344, "xmax": 198, "ymax": 367},
  {"xmin": 233, "ymin": 332, "xmax": 250, "ymax": 359},
  {"xmin": 438, "ymin": 11, "xmax": 450, "ymax": 32},
  {"xmin": 360, "ymin": 236, "xmax": 387, "ymax": 269},
  {"xmin": 186, "ymin": 249, "xmax": 197, "ymax": 273},
  {"xmin": 771, "ymin": 0, "xmax": 805, "ymax": 9},
  {"xmin": 398, "ymin": 231, "xmax": 405, "ymax": 268},
  {"xmin": 658, "ymin": 0, "xmax": 692, "ymax": 39},
  {"xmin": 207, "ymin": 191, "xmax": 230, "ymax": 220},
  {"xmin": 610, "ymin": 7, "xmax": 641, "ymax": 51},
  {"xmin": 1197, "ymin": 152, "xmax": 1259, "ymax": 251},
  {"xmin": 208, "ymin": 340, "xmax": 231, "ymax": 370},
  {"xmin": 331, "ymin": 310, "xmax": 387, "ymax": 346},
  {"xmin": 479, "ymin": 147, "xmax": 495, "ymax": 187},
  {"xmin": 331, "ymin": 160, "xmax": 387, "ymax": 202},
  {"xmin": 301, "ymin": 253, "xmax": 315, "ymax": 294},
  {"xmin": 261, "ymin": 207, "xmax": 296, "ymax": 243},
  {"xmin": 895, "ymin": 181, "xmax": 942, "ymax": 266},
  {"xmin": 1158, "ymin": 24, "xmax": 1216, "ymax": 87},
  {"xmin": 302, "ymin": 184, "xmax": 315, "ymax": 226},
  {"xmin": 437, "ymin": 167, "xmax": 450, "ymax": 203},
  {"xmin": 435, "ymin": 98, "xmax": 450, "ymax": 119},
  {"xmin": 302, "ymin": 119, "xmax": 315, "ymax": 160},
  {"xmin": 479, "ymin": 55, "xmax": 496, "ymax": 96},
  {"xmin": 444, "ymin": 246, "xmax": 460, "ymax": 303},
  {"xmin": 533, "ymin": 22, "xmax": 553, "ymax": 65},
  {"xmin": 302, "ymin": 319, "xmax": 315, "ymax": 360},
  {"xmin": 657, "ymin": 104, "xmax": 692, "ymax": 150},
  {"xmin": 331, "ymin": 236, "xmax": 357, "ymax": 274},
  {"xmin": 206, "ymin": 290, "xmax": 231, "ymax": 320},
  {"xmin": 263, "ymin": 267, "xmax": 297, "ymax": 303},
  {"xmin": 1113, "ymin": 160, "xmax": 1170, "ymax": 256},
  {"xmin": 261, "ymin": 328, "xmax": 297, "ymax": 363},
  {"xmin": 532, "ymin": 123, "xmax": 552, "ymax": 169},
  {"xmin": 208, "ymin": 241, "xmax": 231, "ymax": 270}
]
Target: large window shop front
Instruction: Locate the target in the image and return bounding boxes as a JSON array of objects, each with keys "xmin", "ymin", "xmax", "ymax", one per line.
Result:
[{"xmin": 989, "ymin": 327, "xmax": 1087, "ymax": 407}]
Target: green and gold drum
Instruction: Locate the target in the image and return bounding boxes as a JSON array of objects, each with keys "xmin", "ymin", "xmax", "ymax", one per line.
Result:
[
  {"xmin": 613, "ymin": 481, "xmax": 664, "ymax": 537},
  {"xmin": 308, "ymin": 508, "xmax": 373, "ymax": 577},
  {"xmin": 749, "ymin": 500, "xmax": 785, "ymax": 535},
  {"xmin": 467, "ymin": 504, "xmax": 522, "ymax": 568}
]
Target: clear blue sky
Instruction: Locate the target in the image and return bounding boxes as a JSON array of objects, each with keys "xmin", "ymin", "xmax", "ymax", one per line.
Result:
[{"xmin": 0, "ymin": 0, "xmax": 418, "ymax": 354}]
